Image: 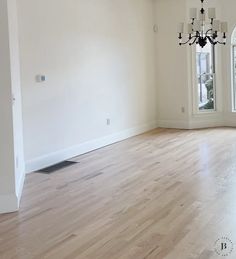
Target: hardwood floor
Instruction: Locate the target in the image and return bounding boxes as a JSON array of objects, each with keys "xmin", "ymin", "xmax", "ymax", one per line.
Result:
[{"xmin": 1, "ymin": 128, "xmax": 236, "ymax": 259}]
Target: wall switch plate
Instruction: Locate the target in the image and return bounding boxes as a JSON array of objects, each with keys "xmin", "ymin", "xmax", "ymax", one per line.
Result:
[
  {"xmin": 12, "ymin": 94, "xmax": 16, "ymax": 105},
  {"xmin": 36, "ymin": 75, "xmax": 46, "ymax": 83},
  {"xmin": 106, "ymin": 119, "xmax": 111, "ymax": 126},
  {"xmin": 153, "ymin": 24, "xmax": 158, "ymax": 33}
]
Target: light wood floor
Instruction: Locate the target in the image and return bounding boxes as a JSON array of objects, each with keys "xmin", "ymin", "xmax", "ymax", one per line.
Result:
[{"xmin": 1, "ymin": 128, "xmax": 236, "ymax": 259}]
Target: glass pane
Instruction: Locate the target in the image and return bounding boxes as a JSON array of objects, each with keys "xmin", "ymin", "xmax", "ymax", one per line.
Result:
[
  {"xmin": 233, "ymin": 46, "xmax": 236, "ymax": 110},
  {"xmin": 233, "ymin": 32, "xmax": 236, "ymax": 45},
  {"xmin": 196, "ymin": 43, "xmax": 215, "ymax": 111}
]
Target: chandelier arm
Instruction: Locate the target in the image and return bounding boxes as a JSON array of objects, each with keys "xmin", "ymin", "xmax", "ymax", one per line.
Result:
[
  {"xmin": 206, "ymin": 36, "xmax": 216, "ymax": 45},
  {"xmin": 180, "ymin": 36, "xmax": 196, "ymax": 45},
  {"xmin": 216, "ymin": 41, "xmax": 226, "ymax": 45},
  {"xmin": 189, "ymin": 37, "xmax": 198, "ymax": 45},
  {"xmin": 206, "ymin": 29, "xmax": 213, "ymax": 36}
]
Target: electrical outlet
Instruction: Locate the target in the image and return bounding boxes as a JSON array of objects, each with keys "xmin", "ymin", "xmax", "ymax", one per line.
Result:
[
  {"xmin": 181, "ymin": 107, "xmax": 185, "ymax": 113},
  {"xmin": 153, "ymin": 24, "xmax": 158, "ymax": 33},
  {"xmin": 36, "ymin": 75, "xmax": 46, "ymax": 83},
  {"xmin": 106, "ymin": 119, "xmax": 111, "ymax": 126}
]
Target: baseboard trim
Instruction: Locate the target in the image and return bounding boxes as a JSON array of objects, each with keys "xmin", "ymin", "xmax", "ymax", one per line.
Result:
[
  {"xmin": 0, "ymin": 172, "xmax": 25, "ymax": 214},
  {"xmin": 16, "ymin": 172, "xmax": 25, "ymax": 207},
  {"xmin": 157, "ymin": 119, "xmax": 190, "ymax": 129},
  {"xmin": 0, "ymin": 194, "xmax": 18, "ymax": 214},
  {"xmin": 224, "ymin": 121, "xmax": 236, "ymax": 127},
  {"xmin": 188, "ymin": 120, "xmax": 224, "ymax": 129},
  {"xmin": 26, "ymin": 121, "xmax": 158, "ymax": 173},
  {"xmin": 223, "ymin": 112, "xmax": 236, "ymax": 127},
  {"xmin": 157, "ymin": 117, "xmax": 225, "ymax": 130}
]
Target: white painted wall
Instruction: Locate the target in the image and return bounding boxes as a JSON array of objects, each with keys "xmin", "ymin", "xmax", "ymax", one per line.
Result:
[
  {"xmin": 221, "ymin": 0, "xmax": 236, "ymax": 126},
  {"xmin": 0, "ymin": 0, "xmax": 25, "ymax": 213},
  {"xmin": 154, "ymin": 0, "xmax": 191, "ymax": 128},
  {"xmin": 16, "ymin": 0, "xmax": 158, "ymax": 172}
]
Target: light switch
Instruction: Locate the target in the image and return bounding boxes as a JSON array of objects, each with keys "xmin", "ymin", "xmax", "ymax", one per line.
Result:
[
  {"xmin": 153, "ymin": 24, "xmax": 158, "ymax": 33},
  {"xmin": 36, "ymin": 75, "xmax": 46, "ymax": 83}
]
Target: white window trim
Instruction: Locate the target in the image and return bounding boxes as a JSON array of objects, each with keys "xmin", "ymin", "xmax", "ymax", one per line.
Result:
[{"xmin": 231, "ymin": 44, "xmax": 236, "ymax": 112}]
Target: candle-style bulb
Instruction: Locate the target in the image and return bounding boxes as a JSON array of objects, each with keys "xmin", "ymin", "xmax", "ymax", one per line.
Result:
[
  {"xmin": 178, "ymin": 23, "xmax": 184, "ymax": 33},
  {"xmin": 208, "ymin": 8, "xmax": 216, "ymax": 19},
  {"xmin": 190, "ymin": 8, "xmax": 197, "ymax": 19},
  {"xmin": 221, "ymin": 22, "xmax": 228, "ymax": 33},
  {"xmin": 213, "ymin": 20, "xmax": 220, "ymax": 32},
  {"xmin": 187, "ymin": 23, "xmax": 193, "ymax": 34}
]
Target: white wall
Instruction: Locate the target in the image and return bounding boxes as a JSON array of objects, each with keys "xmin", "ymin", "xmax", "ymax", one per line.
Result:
[
  {"xmin": 221, "ymin": 0, "xmax": 236, "ymax": 126},
  {"xmin": 154, "ymin": 0, "xmax": 190, "ymax": 129},
  {"xmin": 0, "ymin": 0, "xmax": 25, "ymax": 213},
  {"xmin": 17, "ymin": 0, "xmax": 158, "ymax": 172}
]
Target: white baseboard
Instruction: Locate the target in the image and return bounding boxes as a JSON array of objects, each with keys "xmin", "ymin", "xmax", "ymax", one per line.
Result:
[
  {"xmin": 157, "ymin": 119, "xmax": 190, "ymax": 129},
  {"xmin": 26, "ymin": 121, "xmax": 158, "ymax": 173},
  {"xmin": 224, "ymin": 121, "xmax": 236, "ymax": 127},
  {"xmin": 0, "ymin": 194, "xmax": 18, "ymax": 214},
  {"xmin": 224, "ymin": 112, "xmax": 236, "ymax": 127},
  {"xmin": 189, "ymin": 113, "xmax": 224, "ymax": 129},
  {"xmin": 0, "ymin": 172, "xmax": 25, "ymax": 214},
  {"xmin": 157, "ymin": 116, "xmax": 225, "ymax": 130},
  {"xmin": 16, "ymin": 172, "xmax": 25, "ymax": 207},
  {"xmin": 188, "ymin": 120, "xmax": 224, "ymax": 129}
]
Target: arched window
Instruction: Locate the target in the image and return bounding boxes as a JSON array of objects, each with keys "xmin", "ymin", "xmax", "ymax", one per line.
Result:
[
  {"xmin": 232, "ymin": 28, "xmax": 236, "ymax": 111},
  {"xmin": 196, "ymin": 43, "xmax": 216, "ymax": 111}
]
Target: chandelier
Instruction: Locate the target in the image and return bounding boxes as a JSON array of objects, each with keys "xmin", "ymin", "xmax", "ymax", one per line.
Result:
[{"xmin": 178, "ymin": 0, "xmax": 228, "ymax": 48}]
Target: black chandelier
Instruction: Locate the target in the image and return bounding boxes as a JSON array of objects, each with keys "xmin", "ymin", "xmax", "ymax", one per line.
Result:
[{"xmin": 178, "ymin": 0, "xmax": 228, "ymax": 48}]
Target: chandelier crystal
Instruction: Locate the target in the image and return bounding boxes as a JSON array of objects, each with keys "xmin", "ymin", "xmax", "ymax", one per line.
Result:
[{"xmin": 178, "ymin": 0, "xmax": 228, "ymax": 48}]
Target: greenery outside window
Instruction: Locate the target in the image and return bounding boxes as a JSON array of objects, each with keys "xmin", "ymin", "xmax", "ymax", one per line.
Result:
[{"xmin": 196, "ymin": 43, "xmax": 216, "ymax": 111}]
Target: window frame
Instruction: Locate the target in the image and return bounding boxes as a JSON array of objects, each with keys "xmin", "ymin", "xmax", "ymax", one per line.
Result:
[{"xmin": 232, "ymin": 44, "xmax": 236, "ymax": 111}]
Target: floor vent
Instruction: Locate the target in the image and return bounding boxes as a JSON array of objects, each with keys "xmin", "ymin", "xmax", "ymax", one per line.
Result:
[{"xmin": 37, "ymin": 161, "xmax": 78, "ymax": 174}]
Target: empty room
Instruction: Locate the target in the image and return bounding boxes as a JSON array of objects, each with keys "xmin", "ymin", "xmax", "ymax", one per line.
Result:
[{"xmin": 1, "ymin": 0, "xmax": 236, "ymax": 258}]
